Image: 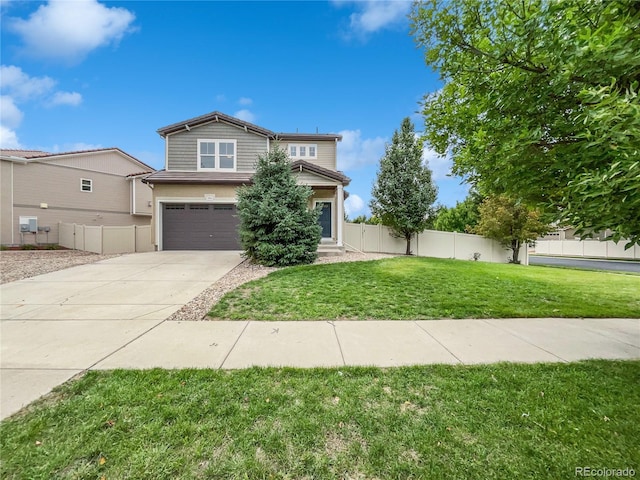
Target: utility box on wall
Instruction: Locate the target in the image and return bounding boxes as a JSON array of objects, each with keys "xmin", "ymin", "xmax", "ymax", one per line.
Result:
[{"xmin": 19, "ymin": 216, "xmax": 38, "ymax": 233}]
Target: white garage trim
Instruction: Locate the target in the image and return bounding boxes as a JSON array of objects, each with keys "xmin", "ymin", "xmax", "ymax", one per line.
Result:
[{"xmin": 155, "ymin": 196, "xmax": 236, "ymax": 251}]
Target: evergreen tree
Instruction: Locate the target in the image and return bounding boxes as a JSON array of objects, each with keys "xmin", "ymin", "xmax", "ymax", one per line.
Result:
[
  {"xmin": 237, "ymin": 146, "xmax": 321, "ymax": 266},
  {"xmin": 370, "ymin": 117, "xmax": 438, "ymax": 255}
]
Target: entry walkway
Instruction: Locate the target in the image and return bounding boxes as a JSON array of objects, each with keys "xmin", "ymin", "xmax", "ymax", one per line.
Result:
[{"xmin": 1, "ymin": 253, "xmax": 639, "ymax": 420}]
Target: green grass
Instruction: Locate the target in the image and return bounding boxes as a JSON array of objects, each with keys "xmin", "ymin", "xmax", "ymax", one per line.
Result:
[
  {"xmin": 1, "ymin": 361, "xmax": 638, "ymax": 479},
  {"xmin": 209, "ymin": 257, "xmax": 640, "ymax": 320}
]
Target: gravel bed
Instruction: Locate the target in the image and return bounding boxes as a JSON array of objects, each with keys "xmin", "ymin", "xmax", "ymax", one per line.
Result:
[
  {"xmin": 0, "ymin": 250, "xmax": 121, "ymax": 284},
  {"xmin": 167, "ymin": 252, "xmax": 398, "ymax": 322}
]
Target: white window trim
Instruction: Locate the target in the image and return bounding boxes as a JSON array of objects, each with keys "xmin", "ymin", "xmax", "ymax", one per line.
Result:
[
  {"xmin": 197, "ymin": 139, "xmax": 238, "ymax": 172},
  {"xmin": 81, "ymin": 178, "xmax": 93, "ymax": 192},
  {"xmin": 288, "ymin": 143, "xmax": 318, "ymax": 160}
]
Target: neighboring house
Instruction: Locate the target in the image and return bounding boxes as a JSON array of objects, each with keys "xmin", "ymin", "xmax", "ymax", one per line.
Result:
[
  {"xmin": 143, "ymin": 111, "xmax": 350, "ymax": 252},
  {"xmin": 0, "ymin": 148, "xmax": 154, "ymax": 246}
]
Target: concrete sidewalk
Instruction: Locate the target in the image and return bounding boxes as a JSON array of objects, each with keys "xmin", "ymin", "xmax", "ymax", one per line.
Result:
[
  {"xmin": 92, "ymin": 318, "xmax": 640, "ymax": 370},
  {"xmin": 1, "ymin": 251, "xmax": 639, "ymax": 420}
]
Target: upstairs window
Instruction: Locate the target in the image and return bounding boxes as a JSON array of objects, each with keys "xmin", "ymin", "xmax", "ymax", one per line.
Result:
[
  {"xmin": 289, "ymin": 144, "xmax": 317, "ymax": 160},
  {"xmin": 81, "ymin": 178, "xmax": 92, "ymax": 192},
  {"xmin": 198, "ymin": 139, "xmax": 236, "ymax": 171}
]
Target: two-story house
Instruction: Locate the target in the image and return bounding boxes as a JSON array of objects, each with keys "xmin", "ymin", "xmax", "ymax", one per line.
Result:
[
  {"xmin": 142, "ymin": 111, "xmax": 350, "ymax": 253},
  {"xmin": 0, "ymin": 148, "xmax": 153, "ymax": 246}
]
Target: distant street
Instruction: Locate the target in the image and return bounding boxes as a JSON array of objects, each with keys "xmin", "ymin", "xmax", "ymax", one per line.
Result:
[{"xmin": 529, "ymin": 255, "xmax": 640, "ymax": 273}]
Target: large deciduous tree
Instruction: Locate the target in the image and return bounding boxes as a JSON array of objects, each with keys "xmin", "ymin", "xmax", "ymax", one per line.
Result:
[
  {"xmin": 473, "ymin": 195, "xmax": 549, "ymax": 264},
  {"xmin": 237, "ymin": 146, "xmax": 321, "ymax": 267},
  {"xmin": 434, "ymin": 190, "xmax": 483, "ymax": 233},
  {"xmin": 370, "ymin": 117, "xmax": 438, "ymax": 255},
  {"xmin": 411, "ymin": 0, "xmax": 640, "ymax": 246}
]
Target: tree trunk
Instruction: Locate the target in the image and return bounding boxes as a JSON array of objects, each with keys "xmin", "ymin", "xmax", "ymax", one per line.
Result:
[
  {"xmin": 405, "ymin": 234, "xmax": 412, "ymax": 255},
  {"xmin": 511, "ymin": 239, "xmax": 521, "ymax": 264}
]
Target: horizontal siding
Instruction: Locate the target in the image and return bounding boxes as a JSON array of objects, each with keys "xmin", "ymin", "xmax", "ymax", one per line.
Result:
[
  {"xmin": 1, "ymin": 161, "xmax": 13, "ymax": 244},
  {"xmin": 133, "ymin": 178, "xmax": 153, "ymax": 215},
  {"xmin": 167, "ymin": 122, "xmax": 268, "ymax": 172},
  {"xmin": 316, "ymin": 141, "xmax": 337, "ymax": 170},
  {"xmin": 294, "ymin": 170, "xmax": 340, "ymax": 186},
  {"xmin": 13, "ymin": 162, "xmax": 132, "ymax": 213},
  {"xmin": 280, "ymin": 140, "xmax": 336, "ymax": 170},
  {"xmin": 45, "ymin": 151, "xmax": 146, "ymax": 176}
]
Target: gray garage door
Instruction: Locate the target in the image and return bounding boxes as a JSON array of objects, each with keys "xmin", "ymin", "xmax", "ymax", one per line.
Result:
[{"xmin": 162, "ymin": 203, "xmax": 241, "ymax": 250}]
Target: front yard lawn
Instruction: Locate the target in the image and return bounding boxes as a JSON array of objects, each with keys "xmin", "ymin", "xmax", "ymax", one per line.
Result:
[
  {"xmin": 209, "ymin": 257, "xmax": 640, "ymax": 320},
  {"xmin": 1, "ymin": 361, "xmax": 638, "ymax": 479}
]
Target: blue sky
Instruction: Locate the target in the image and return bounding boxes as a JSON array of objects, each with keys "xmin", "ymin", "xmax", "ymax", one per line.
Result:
[{"xmin": 0, "ymin": 0, "xmax": 469, "ymax": 216}]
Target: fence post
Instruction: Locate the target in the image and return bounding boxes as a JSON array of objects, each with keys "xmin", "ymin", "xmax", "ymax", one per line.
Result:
[{"xmin": 453, "ymin": 232, "xmax": 457, "ymax": 259}]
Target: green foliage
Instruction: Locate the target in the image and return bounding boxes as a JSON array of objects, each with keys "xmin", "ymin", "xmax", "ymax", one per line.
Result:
[
  {"xmin": 237, "ymin": 145, "xmax": 321, "ymax": 266},
  {"xmin": 20, "ymin": 244, "xmax": 37, "ymax": 250},
  {"xmin": 434, "ymin": 191, "xmax": 483, "ymax": 232},
  {"xmin": 473, "ymin": 195, "xmax": 550, "ymax": 263},
  {"xmin": 370, "ymin": 117, "xmax": 438, "ymax": 254},
  {"xmin": 348, "ymin": 214, "xmax": 381, "ymax": 225},
  {"xmin": 411, "ymin": 0, "xmax": 640, "ymax": 246}
]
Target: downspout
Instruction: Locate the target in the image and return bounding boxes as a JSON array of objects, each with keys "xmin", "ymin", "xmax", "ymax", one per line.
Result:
[{"xmin": 11, "ymin": 162, "xmax": 14, "ymax": 244}]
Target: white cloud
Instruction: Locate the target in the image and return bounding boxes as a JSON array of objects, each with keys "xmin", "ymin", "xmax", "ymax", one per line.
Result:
[
  {"xmin": 0, "ymin": 95, "xmax": 24, "ymax": 129},
  {"xmin": 47, "ymin": 91, "xmax": 82, "ymax": 107},
  {"xmin": 423, "ymin": 145, "xmax": 452, "ymax": 181},
  {"xmin": 344, "ymin": 194, "xmax": 365, "ymax": 217},
  {"xmin": 9, "ymin": 0, "xmax": 136, "ymax": 63},
  {"xmin": 0, "ymin": 125, "xmax": 22, "ymax": 149},
  {"xmin": 337, "ymin": 129, "xmax": 386, "ymax": 170},
  {"xmin": 234, "ymin": 109, "xmax": 256, "ymax": 123},
  {"xmin": 0, "ymin": 65, "xmax": 83, "ymax": 147},
  {"xmin": 334, "ymin": 1, "xmax": 412, "ymax": 38},
  {"xmin": 0, "ymin": 65, "xmax": 55, "ymax": 101},
  {"xmin": 238, "ymin": 97, "xmax": 253, "ymax": 106},
  {"xmin": 0, "ymin": 94, "xmax": 23, "ymax": 148}
]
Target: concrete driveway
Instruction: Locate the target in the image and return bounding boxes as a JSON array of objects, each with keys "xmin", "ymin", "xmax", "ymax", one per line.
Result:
[{"xmin": 0, "ymin": 251, "xmax": 243, "ymax": 420}]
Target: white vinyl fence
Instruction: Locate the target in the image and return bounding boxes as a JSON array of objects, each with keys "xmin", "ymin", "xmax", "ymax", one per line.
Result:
[
  {"xmin": 59, "ymin": 222, "xmax": 154, "ymax": 254},
  {"xmin": 343, "ymin": 223, "xmax": 523, "ymax": 264},
  {"xmin": 534, "ymin": 240, "xmax": 640, "ymax": 260}
]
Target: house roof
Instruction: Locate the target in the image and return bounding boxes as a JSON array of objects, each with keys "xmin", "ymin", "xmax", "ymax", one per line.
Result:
[
  {"xmin": 0, "ymin": 147, "xmax": 154, "ymax": 172},
  {"xmin": 144, "ymin": 162, "xmax": 350, "ymax": 187},
  {"xmin": 156, "ymin": 111, "xmax": 342, "ymax": 141},
  {"xmin": 142, "ymin": 170, "xmax": 254, "ymax": 185},
  {"xmin": 291, "ymin": 160, "xmax": 351, "ymax": 186},
  {"xmin": 0, "ymin": 149, "xmax": 50, "ymax": 159},
  {"xmin": 157, "ymin": 111, "xmax": 274, "ymax": 138}
]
